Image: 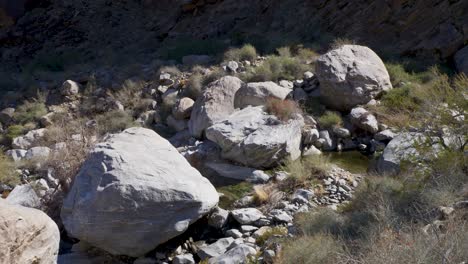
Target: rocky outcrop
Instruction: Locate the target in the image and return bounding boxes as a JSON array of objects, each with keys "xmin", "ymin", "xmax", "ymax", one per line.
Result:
[
  {"xmin": 205, "ymin": 106, "xmax": 303, "ymax": 169},
  {"xmin": 234, "ymin": 81, "xmax": 291, "ymax": 109},
  {"xmin": 61, "ymin": 127, "xmax": 219, "ymax": 257},
  {"xmin": 349, "ymin": 107, "xmax": 379, "ymax": 133},
  {"xmin": 189, "ymin": 76, "xmax": 244, "ymax": 138},
  {"xmin": 0, "ymin": 200, "xmax": 60, "ymax": 264},
  {"xmin": 12, "ymin": 128, "xmax": 47, "ymax": 149},
  {"xmin": 316, "ymin": 45, "xmax": 392, "ymax": 111},
  {"xmin": 5, "ymin": 184, "xmax": 41, "ymax": 208}
]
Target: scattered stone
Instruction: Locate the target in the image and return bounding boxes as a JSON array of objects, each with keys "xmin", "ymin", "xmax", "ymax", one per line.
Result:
[
  {"xmin": 240, "ymin": 225, "xmax": 258, "ymax": 233},
  {"xmin": 197, "ymin": 237, "xmax": 235, "ymax": 260},
  {"xmin": 303, "ymin": 128, "xmax": 319, "ymax": 145},
  {"xmin": 5, "ymin": 149, "xmax": 27, "ymax": 162},
  {"xmin": 225, "ymin": 229, "xmax": 243, "ymax": 239},
  {"xmin": 318, "ymin": 130, "xmax": 334, "ymax": 150},
  {"xmin": 374, "ymin": 129, "xmax": 396, "ymax": 142},
  {"xmin": 208, "ymin": 244, "xmax": 257, "ymax": 264},
  {"xmin": 208, "ymin": 207, "xmax": 229, "ymax": 229},
  {"xmin": 302, "ymin": 145, "xmax": 322, "ymax": 156},
  {"xmin": 206, "ymin": 106, "xmax": 302, "ymax": 168},
  {"xmin": 12, "ymin": 128, "xmax": 47, "ymax": 149},
  {"xmin": 279, "ymin": 80, "xmax": 293, "ymax": 89},
  {"xmin": 61, "ymin": 80, "xmax": 80, "ymax": 96},
  {"xmin": 206, "ymin": 162, "xmax": 270, "ymax": 183},
  {"xmin": 0, "ymin": 108, "xmax": 15, "ymax": 125},
  {"xmin": 5, "ymin": 184, "xmax": 41, "ymax": 208},
  {"xmin": 173, "ymin": 253, "xmax": 195, "ymax": 264},
  {"xmin": 333, "ymin": 127, "xmax": 351, "ymax": 138}
]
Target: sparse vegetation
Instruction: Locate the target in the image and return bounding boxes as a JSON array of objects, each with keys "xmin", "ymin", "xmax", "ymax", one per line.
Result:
[
  {"xmin": 217, "ymin": 182, "xmax": 253, "ymax": 209},
  {"xmin": 318, "ymin": 111, "xmax": 343, "ymax": 129},
  {"xmin": 329, "ymin": 37, "xmax": 356, "ymax": 50},
  {"xmin": 255, "ymin": 226, "xmax": 288, "ymax": 246},
  {"xmin": 0, "ymin": 152, "xmax": 20, "ymax": 187},
  {"xmin": 265, "ymin": 98, "xmax": 301, "ymax": 121},
  {"xmin": 14, "ymin": 98, "xmax": 48, "ymax": 125},
  {"xmin": 224, "ymin": 44, "xmax": 258, "ymax": 62}
]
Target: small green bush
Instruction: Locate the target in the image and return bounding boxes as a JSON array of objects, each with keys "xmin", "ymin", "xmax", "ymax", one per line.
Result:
[
  {"xmin": 380, "ymin": 84, "xmax": 421, "ymax": 111},
  {"xmin": 0, "ymin": 153, "xmax": 20, "ymax": 186},
  {"xmin": 6, "ymin": 125, "xmax": 26, "ymax": 142},
  {"xmin": 244, "ymin": 55, "xmax": 307, "ymax": 82},
  {"xmin": 318, "ymin": 111, "xmax": 343, "ymax": 129},
  {"xmin": 255, "ymin": 226, "xmax": 288, "ymax": 246},
  {"xmin": 14, "ymin": 100, "xmax": 47, "ymax": 125},
  {"xmin": 224, "ymin": 44, "xmax": 257, "ymax": 62},
  {"xmin": 96, "ymin": 111, "xmax": 137, "ymax": 135}
]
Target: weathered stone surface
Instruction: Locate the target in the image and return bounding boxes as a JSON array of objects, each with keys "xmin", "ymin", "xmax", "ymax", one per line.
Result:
[
  {"xmin": 173, "ymin": 253, "xmax": 196, "ymax": 264},
  {"xmin": 206, "ymin": 106, "xmax": 302, "ymax": 168},
  {"xmin": 61, "ymin": 127, "xmax": 219, "ymax": 257},
  {"xmin": 375, "ymin": 129, "xmax": 396, "ymax": 142},
  {"xmin": 173, "ymin": 97, "xmax": 195, "ymax": 120},
  {"xmin": 350, "ymin": 107, "xmax": 379, "ymax": 133},
  {"xmin": 316, "ymin": 45, "xmax": 392, "ymax": 110},
  {"xmin": 234, "ymin": 82, "xmax": 291, "ymax": 109},
  {"xmin": 205, "ymin": 162, "xmax": 270, "ymax": 183},
  {"xmin": 5, "ymin": 149, "xmax": 27, "ymax": 161},
  {"xmin": 198, "ymin": 237, "xmax": 235, "ymax": 260},
  {"xmin": 0, "ymin": 200, "xmax": 60, "ymax": 264},
  {"xmin": 61, "ymin": 80, "xmax": 80, "ymax": 96},
  {"xmin": 189, "ymin": 76, "xmax": 244, "ymax": 138},
  {"xmin": 25, "ymin": 146, "xmax": 51, "ymax": 160},
  {"xmin": 208, "ymin": 207, "xmax": 229, "ymax": 229},
  {"xmin": 12, "ymin": 128, "xmax": 47, "ymax": 149},
  {"xmin": 0, "ymin": 108, "xmax": 15, "ymax": 125},
  {"xmin": 231, "ymin": 208, "xmax": 265, "ymax": 225},
  {"xmin": 5, "ymin": 184, "xmax": 41, "ymax": 208}
]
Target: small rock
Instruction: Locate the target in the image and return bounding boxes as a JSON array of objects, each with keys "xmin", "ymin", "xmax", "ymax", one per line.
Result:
[
  {"xmin": 240, "ymin": 225, "xmax": 258, "ymax": 233},
  {"xmin": 173, "ymin": 97, "xmax": 195, "ymax": 120},
  {"xmin": 61, "ymin": 80, "xmax": 80, "ymax": 96},
  {"xmin": 173, "ymin": 254, "xmax": 195, "ymax": 264},
  {"xmin": 197, "ymin": 237, "xmax": 235, "ymax": 260},
  {"xmin": 208, "ymin": 207, "xmax": 229, "ymax": 229},
  {"xmin": 225, "ymin": 229, "xmax": 243, "ymax": 239},
  {"xmin": 332, "ymin": 127, "xmax": 351, "ymax": 138},
  {"xmin": 5, "ymin": 184, "xmax": 41, "ymax": 208},
  {"xmin": 231, "ymin": 208, "xmax": 265, "ymax": 225},
  {"xmin": 350, "ymin": 107, "xmax": 379, "ymax": 133}
]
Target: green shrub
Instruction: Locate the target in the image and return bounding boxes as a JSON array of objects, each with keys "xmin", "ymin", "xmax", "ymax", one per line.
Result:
[
  {"xmin": 186, "ymin": 73, "xmax": 204, "ymax": 99},
  {"xmin": 217, "ymin": 182, "xmax": 253, "ymax": 209},
  {"xmin": 278, "ymin": 234, "xmax": 345, "ymax": 264},
  {"xmin": 96, "ymin": 111, "xmax": 137, "ymax": 135},
  {"xmin": 276, "ymin": 46, "xmax": 292, "ymax": 57},
  {"xmin": 160, "ymin": 38, "xmax": 227, "ymax": 62},
  {"xmin": 224, "ymin": 44, "xmax": 257, "ymax": 62},
  {"xmin": 329, "ymin": 37, "xmax": 356, "ymax": 50},
  {"xmin": 380, "ymin": 84, "xmax": 421, "ymax": 111},
  {"xmin": 318, "ymin": 111, "xmax": 343, "ymax": 129},
  {"xmin": 0, "ymin": 153, "xmax": 20, "ymax": 186},
  {"xmin": 111, "ymin": 79, "xmax": 147, "ymax": 113},
  {"xmin": 244, "ymin": 55, "xmax": 307, "ymax": 82},
  {"xmin": 14, "ymin": 100, "xmax": 47, "ymax": 125}
]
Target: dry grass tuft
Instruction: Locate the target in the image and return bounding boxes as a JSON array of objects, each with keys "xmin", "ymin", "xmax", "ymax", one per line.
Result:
[{"xmin": 265, "ymin": 97, "xmax": 301, "ymax": 121}]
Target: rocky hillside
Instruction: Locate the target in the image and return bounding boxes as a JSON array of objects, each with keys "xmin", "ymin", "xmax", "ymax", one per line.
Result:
[
  {"xmin": 1, "ymin": 0, "xmax": 468, "ymax": 96},
  {"xmin": 0, "ymin": 1, "xmax": 467, "ymax": 264}
]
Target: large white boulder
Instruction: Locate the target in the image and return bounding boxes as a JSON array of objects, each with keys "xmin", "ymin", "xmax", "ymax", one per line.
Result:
[
  {"xmin": 0, "ymin": 200, "xmax": 60, "ymax": 264},
  {"xmin": 61, "ymin": 127, "xmax": 219, "ymax": 257},
  {"xmin": 189, "ymin": 76, "xmax": 244, "ymax": 138},
  {"xmin": 234, "ymin": 81, "xmax": 291, "ymax": 109},
  {"xmin": 316, "ymin": 45, "xmax": 392, "ymax": 111},
  {"xmin": 205, "ymin": 106, "xmax": 303, "ymax": 169}
]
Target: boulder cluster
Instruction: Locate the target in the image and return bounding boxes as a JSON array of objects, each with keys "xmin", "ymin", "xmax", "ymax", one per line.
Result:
[{"xmin": 1, "ymin": 44, "xmax": 462, "ymax": 264}]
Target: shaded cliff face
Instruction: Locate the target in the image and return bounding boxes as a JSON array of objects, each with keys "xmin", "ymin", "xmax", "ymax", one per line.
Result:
[{"xmin": 0, "ymin": 0, "xmax": 467, "ymax": 87}]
